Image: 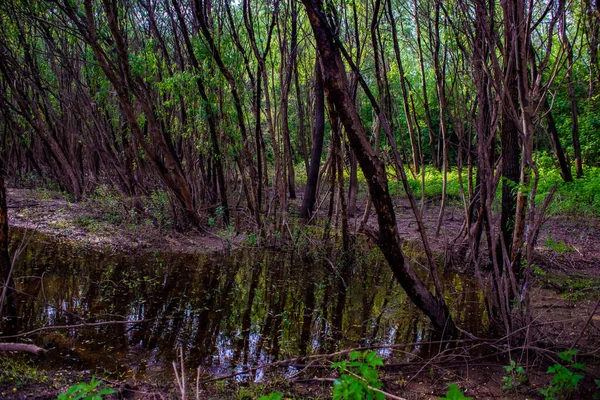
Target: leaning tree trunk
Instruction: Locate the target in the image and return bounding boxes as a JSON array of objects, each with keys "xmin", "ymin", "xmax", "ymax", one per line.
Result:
[{"xmin": 301, "ymin": 0, "xmax": 456, "ymax": 336}]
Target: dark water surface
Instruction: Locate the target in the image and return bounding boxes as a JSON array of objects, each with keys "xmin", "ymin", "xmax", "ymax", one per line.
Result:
[{"xmin": 7, "ymin": 227, "xmax": 485, "ymax": 382}]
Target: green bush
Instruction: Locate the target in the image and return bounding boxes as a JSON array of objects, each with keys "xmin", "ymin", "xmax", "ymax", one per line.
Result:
[
  {"xmin": 331, "ymin": 350, "xmax": 385, "ymax": 400},
  {"xmin": 540, "ymin": 350, "xmax": 585, "ymax": 400},
  {"xmin": 56, "ymin": 377, "xmax": 115, "ymax": 400}
]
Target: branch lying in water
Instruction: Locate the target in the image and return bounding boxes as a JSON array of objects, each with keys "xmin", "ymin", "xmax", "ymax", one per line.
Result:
[{"xmin": 0, "ymin": 319, "xmax": 151, "ymax": 340}]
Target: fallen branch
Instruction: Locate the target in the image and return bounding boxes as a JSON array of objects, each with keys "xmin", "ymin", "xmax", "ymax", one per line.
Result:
[
  {"xmin": 0, "ymin": 343, "xmax": 47, "ymax": 355},
  {"xmin": 0, "ymin": 319, "xmax": 150, "ymax": 340}
]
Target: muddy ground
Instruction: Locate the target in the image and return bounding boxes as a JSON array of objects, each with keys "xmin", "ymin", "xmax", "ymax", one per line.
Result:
[{"xmin": 2, "ymin": 188, "xmax": 600, "ymax": 399}]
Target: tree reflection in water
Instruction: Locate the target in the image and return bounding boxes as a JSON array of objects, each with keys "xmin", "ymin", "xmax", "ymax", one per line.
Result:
[{"xmin": 9, "ymin": 228, "xmax": 485, "ymax": 382}]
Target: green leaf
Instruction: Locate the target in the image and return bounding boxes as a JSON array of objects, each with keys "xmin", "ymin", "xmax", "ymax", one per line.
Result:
[
  {"xmin": 439, "ymin": 383, "xmax": 473, "ymax": 400},
  {"xmin": 258, "ymin": 392, "xmax": 283, "ymax": 400},
  {"xmin": 558, "ymin": 349, "xmax": 578, "ymax": 362}
]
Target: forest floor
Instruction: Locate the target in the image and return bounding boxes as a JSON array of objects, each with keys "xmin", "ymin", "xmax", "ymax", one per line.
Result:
[{"xmin": 3, "ymin": 187, "xmax": 600, "ymax": 399}]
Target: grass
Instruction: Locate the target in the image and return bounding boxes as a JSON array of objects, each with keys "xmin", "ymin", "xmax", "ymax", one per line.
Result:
[
  {"xmin": 536, "ymin": 165, "xmax": 600, "ymax": 217},
  {"xmin": 368, "ymin": 161, "xmax": 600, "ymax": 216},
  {"xmin": 0, "ymin": 357, "xmax": 47, "ymax": 387}
]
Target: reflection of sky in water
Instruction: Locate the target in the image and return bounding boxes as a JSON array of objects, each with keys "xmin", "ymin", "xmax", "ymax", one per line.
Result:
[
  {"xmin": 10, "ymin": 228, "xmax": 486, "ymax": 380},
  {"xmin": 216, "ymin": 333, "xmax": 234, "ymax": 366},
  {"xmin": 377, "ymin": 325, "xmax": 397, "ymax": 358}
]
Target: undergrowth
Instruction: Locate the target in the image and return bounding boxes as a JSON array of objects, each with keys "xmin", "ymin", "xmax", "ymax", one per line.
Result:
[{"xmin": 0, "ymin": 356, "xmax": 47, "ymax": 387}]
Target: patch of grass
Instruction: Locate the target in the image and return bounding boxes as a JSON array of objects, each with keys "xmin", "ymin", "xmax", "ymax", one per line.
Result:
[
  {"xmin": 560, "ymin": 276, "xmax": 600, "ymax": 300},
  {"xmin": 345, "ymin": 156, "xmax": 600, "ymax": 217},
  {"xmin": 0, "ymin": 357, "xmax": 47, "ymax": 387},
  {"xmin": 544, "ymin": 273, "xmax": 600, "ymax": 300},
  {"xmin": 73, "ymin": 214, "xmax": 103, "ymax": 234},
  {"xmin": 535, "ymin": 156, "xmax": 600, "ymax": 217}
]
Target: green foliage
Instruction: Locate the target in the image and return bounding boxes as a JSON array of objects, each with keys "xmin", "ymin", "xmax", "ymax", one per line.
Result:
[
  {"xmin": 245, "ymin": 232, "xmax": 258, "ymax": 246},
  {"xmin": 0, "ymin": 357, "xmax": 46, "ymax": 386},
  {"xmin": 540, "ymin": 350, "xmax": 585, "ymax": 400},
  {"xmin": 545, "ymin": 237, "xmax": 572, "ymax": 253},
  {"xmin": 56, "ymin": 377, "xmax": 115, "ymax": 400},
  {"xmin": 73, "ymin": 214, "xmax": 103, "ymax": 234},
  {"xmin": 593, "ymin": 379, "xmax": 600, "ymax": 400},
  {"xmin": 85, "ymin": 184, "xmax": 131, "ymax": 227},
  {"xmin": 146, "ymin": 190, "xmax": 172, "ymax": 230},
  {"xmin": 438, "ymin": 383, "xmax": 472, "ymax": 400},
  {"xmin": 533, "ymin": 264, "xmax": 547, "ymax": 276},
  {"xmin": 331, "ymin": 350, "xmax": 385, "ymax": 400},
  {"xmin": 390, "ymin": 166, "xmax": 464, "ymax": 201},
  {"xmin": 535, "ymin": 162, "xmax": 600, "ymax": 216},
  {"xmin": 257, "ymin": 393, "xmax": 283, "ymax": 400},
  {"xmin": 501, "ymin": 360, "xmax": 528, "ymax": 392},
  {"xmin": 552, "ymin": 275, "xmax": 600, "ymax": 300}
]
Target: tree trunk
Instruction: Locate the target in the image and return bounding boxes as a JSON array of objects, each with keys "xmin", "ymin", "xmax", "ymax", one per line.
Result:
[
  {"xmin": 0, "ymin": 158, "xmax": 17, "ymax": 333},
  {"xmin": 560, "ymin": 0, "xmax": 583, "ymax": 178},
  {"xmin": 301, "ymin": 0, "xmax": 456, "ymax": 336},
  {"xmin": 300, "ymin": 60, "xmax": 326, "ymax": 221},
  {"xmin": 413, "ymin": 0, "xmax": 437, "ymax": 168},
  {"xmin": 387, "ymin": 0, "xmax": 420, "ymax": 174}
]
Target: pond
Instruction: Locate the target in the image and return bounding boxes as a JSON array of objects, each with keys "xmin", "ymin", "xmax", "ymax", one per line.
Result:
[{"xmin": 5, "ymin": 227, "xmax": 486, "ymax": 383}]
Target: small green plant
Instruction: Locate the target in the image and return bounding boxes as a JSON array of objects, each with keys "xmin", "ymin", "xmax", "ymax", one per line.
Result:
[
  {"xmin": 145, "ymin": 190, "xmax": 172, "ymax": 230},
  {"xmin": 57, "ymin": 377, "xmax": 115, "ymax": 400},
  {"xmin": 438, "ymin": 383, "xmax": 472, "ymax": 400},
  {"xmin": 501, "ymin": 360, "xmax": 528, "ymax": 392},
  {"xmin": 533, "ymin": 264, "xmax": 546, "ymax": 276},
  {"xmin": 258, "ymin": 393, "xmax": 283, "ymax": 400},
  {"xmin": 593, "ymin": 379, "xmax": 600, "ymax": 400},
  {"xmin": 545, "ymin": 237, "xmax": 572, "ymax": 253},
  {"xmin": 540, "ymin": 349, "xmax": 585, "ymax": 400},
  {"xmin": 215, "ymin": 206, "xmax": 225, "ymax": 222},
  {"xmin": 331, "ymin": 350, "xmax": 384, "ymax": 400},
  {"xmin": 246, "ymin": 232, "xmax": 258, "ymax": 246}
]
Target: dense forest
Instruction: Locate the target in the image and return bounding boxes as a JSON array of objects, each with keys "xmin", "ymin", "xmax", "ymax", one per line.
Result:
[{"xmin": 0, "ymin": 0, "xmax": 599, "ymax": 397}]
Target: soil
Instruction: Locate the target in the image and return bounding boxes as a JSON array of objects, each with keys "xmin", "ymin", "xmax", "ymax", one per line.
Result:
[
  {"xmin": 6, "ymin": 188, "xmax": 230, "ymax": 255},
  {"xmin": 3, "ymin": 187, "xmax": 600, "ymax": 399}
]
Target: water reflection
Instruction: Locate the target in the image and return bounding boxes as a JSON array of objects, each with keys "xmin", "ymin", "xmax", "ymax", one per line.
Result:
[{"xmin": 6, "ymin": 228, "xmax": 485, "ymax": 382}]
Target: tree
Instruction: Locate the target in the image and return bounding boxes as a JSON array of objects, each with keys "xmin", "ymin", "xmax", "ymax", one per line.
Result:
[{"xmin": 301, "ymin": 0, "xmax": 456, "ymax": 336}]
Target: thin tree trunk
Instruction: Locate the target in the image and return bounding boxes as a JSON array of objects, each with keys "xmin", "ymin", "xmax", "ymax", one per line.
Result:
[
  {"xmin": 560, "ymin": 0, "xmax": 583, "ymax": 178},
  {"xmin": 171, "ymin": 0, "xmax": 230, "ymax": 224},
  {"xmin": 387, "ymin": 0, "xmax": 420, "ymax": 174},
  {"xmin": 413, "ymin": 0, "xmax": 437, "ymax": 168},
  {"xmin": 300, "ymin": 60, "xmax": 326, "ymax": 221}
]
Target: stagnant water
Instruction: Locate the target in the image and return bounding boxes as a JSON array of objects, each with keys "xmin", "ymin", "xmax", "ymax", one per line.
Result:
[{"xmin": 5, "ymin": 227, "xmax": 486, "ymax": 383}]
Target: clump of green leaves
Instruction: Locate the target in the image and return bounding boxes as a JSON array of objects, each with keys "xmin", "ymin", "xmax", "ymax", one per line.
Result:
[
  {"xmin": 331, "ymin": 350, "xmax": 384, "ymax": 400},
  {"xmin": 540, "ymin": 349, "xmax": 585, "ymax": 400},
  {"xmin": 438, "ymin": 383, "xmax": 472, "ymax": 400},
  {"xmin": 501, "ymin": 360, "xmax": 528, "ymax": 392},
  {"xmin": 57, "ymin": 377, "xmax": 115, "ymax": 400},
  {"xmin": 545, "ymin": 237, "xmax": 572, "ymax": 253}
]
